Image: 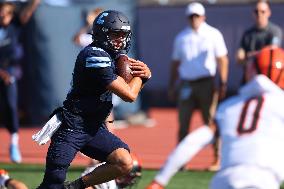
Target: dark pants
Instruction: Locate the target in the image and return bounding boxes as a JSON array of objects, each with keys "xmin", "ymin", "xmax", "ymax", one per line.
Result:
[
  {"xmin": 177, "ymin": 77, "xmax": 215, "ymax": 141},
  {"xmin": 0, "ymin": 80, "xmax": 19, "ymax": 134},
  {"xmin": 37, "ymin": 110, "xmax": 129, "ymax": 189}
]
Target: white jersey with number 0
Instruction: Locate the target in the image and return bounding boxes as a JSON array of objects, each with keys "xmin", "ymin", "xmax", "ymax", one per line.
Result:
[{"xmin": 216, "ymin": 75, "xmax": 284, "ymax": 181}]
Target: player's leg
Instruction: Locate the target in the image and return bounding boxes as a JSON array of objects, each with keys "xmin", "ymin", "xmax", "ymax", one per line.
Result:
[
  {"xmin": 177, "ymin": 81, "xmax": 195, "ymax": 142},
  {"xmin": 2, "ymin": 81, "xmax": 21, "ymax": 163},
  {"xmin": 81, "ymin": 148, "xmax": 132, "ymax": 187},
  {"xmin": 146, "ymin": 126, "xmax": 214, "ymax": 189},
  {"xmin": 37, "ymin": 135, "xmax": 77, "ymax": 188},
  {"xmin": 6, "ymin": 179, "xmax": 28, "ymax": 189},
  {"xmin": 81, "ymin": 113, "xmax": 116, "ymax": 171},
  {"xmin": 37, "ymin": 117, "xmax": 92, "ymax": 189},
  {"xmin": 0, "ymin": 169, "xmax": 28, "ymax": 189},
  {"xmin": 65, "ymin": 125, "xmax": 132, "ymax": 188},
  {"xmin": 80, "ymin": 162, "xmax": 118, "ymax": 189}
]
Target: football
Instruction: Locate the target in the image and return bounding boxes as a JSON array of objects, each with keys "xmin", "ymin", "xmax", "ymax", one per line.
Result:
[{"xmin": 115, "ymin": 54, "xmax": 133, "ymax": 83}]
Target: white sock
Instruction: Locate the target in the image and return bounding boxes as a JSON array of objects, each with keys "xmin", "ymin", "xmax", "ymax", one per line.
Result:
[
  {"xmin": 11, "ymin": 133, "xmax": 19, "ymax": 146},
  {"xmin": 155, "ymin": 126, "xmax": 214, "ymax": 186}
]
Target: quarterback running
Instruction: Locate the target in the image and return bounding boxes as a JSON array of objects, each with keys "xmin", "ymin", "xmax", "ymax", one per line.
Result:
[{"xmin": 36, "ymin": 10, "xmax": 151, "ymax": 189}]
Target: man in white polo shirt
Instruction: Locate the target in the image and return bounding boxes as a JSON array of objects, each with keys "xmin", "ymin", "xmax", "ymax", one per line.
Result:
[{"xmin": 168, "ymin": 2, "xmax": 229, "ymax": 143}]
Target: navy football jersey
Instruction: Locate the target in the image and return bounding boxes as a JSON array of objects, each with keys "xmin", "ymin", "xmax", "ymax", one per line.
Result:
[{"xmin": 63, "ymin": 45, "xmax": 118, "ymax": 122}]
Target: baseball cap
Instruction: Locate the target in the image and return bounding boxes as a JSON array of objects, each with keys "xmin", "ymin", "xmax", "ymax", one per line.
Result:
[{"xmin": 185, "ymin": 2, "xmax": 205, "ymax": 16}]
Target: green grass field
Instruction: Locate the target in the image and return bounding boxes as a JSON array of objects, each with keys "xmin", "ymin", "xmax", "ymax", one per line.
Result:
[{"xmin": 0, "ymin": 163, "xmax": 215, "ymax": 189}]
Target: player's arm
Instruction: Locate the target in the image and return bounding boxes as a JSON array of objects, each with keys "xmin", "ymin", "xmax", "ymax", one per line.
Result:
[
  {"xmin": 236, "ymin": 33, "xmax": 259, "ymax": 65},
  {"xmin": 236, "ymin": 47, "xmax": 246, "ymax": 65},
  {"xmin": 236, "ymin": 33, "xmax": 248, "ymax": 65},
  {"xmin": 128, "ymin": 57, "xmax": 152, "ymax": 87},
  {"xmin": 107, "ymin": 76, "xmax": 142, "ymax": 102},
  {"xmin": 19, "ymin": 0, "xmax": 41, "ymax": 24},
  {"xmin": 149, "ymin": 125, "xmax": 216, "ymax": 187},
  {"xmin": 107, "ymin": 57, "xmax": 151, "ymax": 102}
]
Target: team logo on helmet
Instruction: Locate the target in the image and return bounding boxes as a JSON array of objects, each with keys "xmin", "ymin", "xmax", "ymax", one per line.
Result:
[{"xmin": 96, "ymin": 13, "xmax": 109, "ymax": 25}]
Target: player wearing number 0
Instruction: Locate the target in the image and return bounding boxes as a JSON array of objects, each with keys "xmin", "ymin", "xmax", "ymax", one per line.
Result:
[
  {"xmin": 146, "ymin": 46, "xmax": 284, "ymax": 189},
  {"xmin": 37, "ymin": 10, "xmax": 151, "ymax": 189}
]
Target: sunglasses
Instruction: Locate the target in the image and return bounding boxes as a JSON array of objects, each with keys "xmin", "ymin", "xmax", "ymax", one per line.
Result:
[{"xmin": 254, "ymin": 9, "xmax": 266, "ymax": 15}]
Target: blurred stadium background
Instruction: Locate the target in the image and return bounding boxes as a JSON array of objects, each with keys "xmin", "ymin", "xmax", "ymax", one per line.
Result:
[
  {"xmin": 5, "ymin": 0, "xmax": 283, "ymax": 124},
  {"xmin": 1, "ymin": 0, "xmax": 284, "ymax": 187}
]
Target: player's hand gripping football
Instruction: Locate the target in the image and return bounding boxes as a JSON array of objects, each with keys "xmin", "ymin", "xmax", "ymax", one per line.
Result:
[{"xmin": 128, "ymin": 57, "xmax": 151, "ymax": 80}]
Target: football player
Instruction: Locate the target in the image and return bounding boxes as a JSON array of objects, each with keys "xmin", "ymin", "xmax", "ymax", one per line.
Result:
[
  {"xmin": 0, "ymin": 169, "xmax": 28, "ymax": 189},
  {"xmin": 36, "ymin": 10, "xmax": 151, "ymax": 189},
  {"xmin": 146, "ymin": 46, "xmax": 284, "ymax": 189}
]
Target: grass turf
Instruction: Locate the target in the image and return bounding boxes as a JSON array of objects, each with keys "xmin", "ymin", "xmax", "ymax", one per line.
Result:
[
  {"xmin": 0, "ymin": 163, "xmax": 215, "ymax": 189},
  {"xmin": 4, "ymin": 163, "xmax": 284, "ymax": 189}
]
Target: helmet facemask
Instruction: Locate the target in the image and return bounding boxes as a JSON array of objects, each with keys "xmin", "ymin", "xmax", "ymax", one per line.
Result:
[{"xmin": 102, "ymin": 27, "xmax": 131, "ymax": 53}]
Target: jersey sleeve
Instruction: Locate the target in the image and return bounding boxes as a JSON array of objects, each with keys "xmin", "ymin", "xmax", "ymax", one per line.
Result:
[
  {"xmin": 271, "ymin": 25, "xmax": 283, "ymax": 46},
  {"xmin": 213, "ymin": 29, "xmax": 228, "ymax": 58},
  {"xmin": 84, "ymin": 47, "xmax": 117, "ymax": 87}
]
